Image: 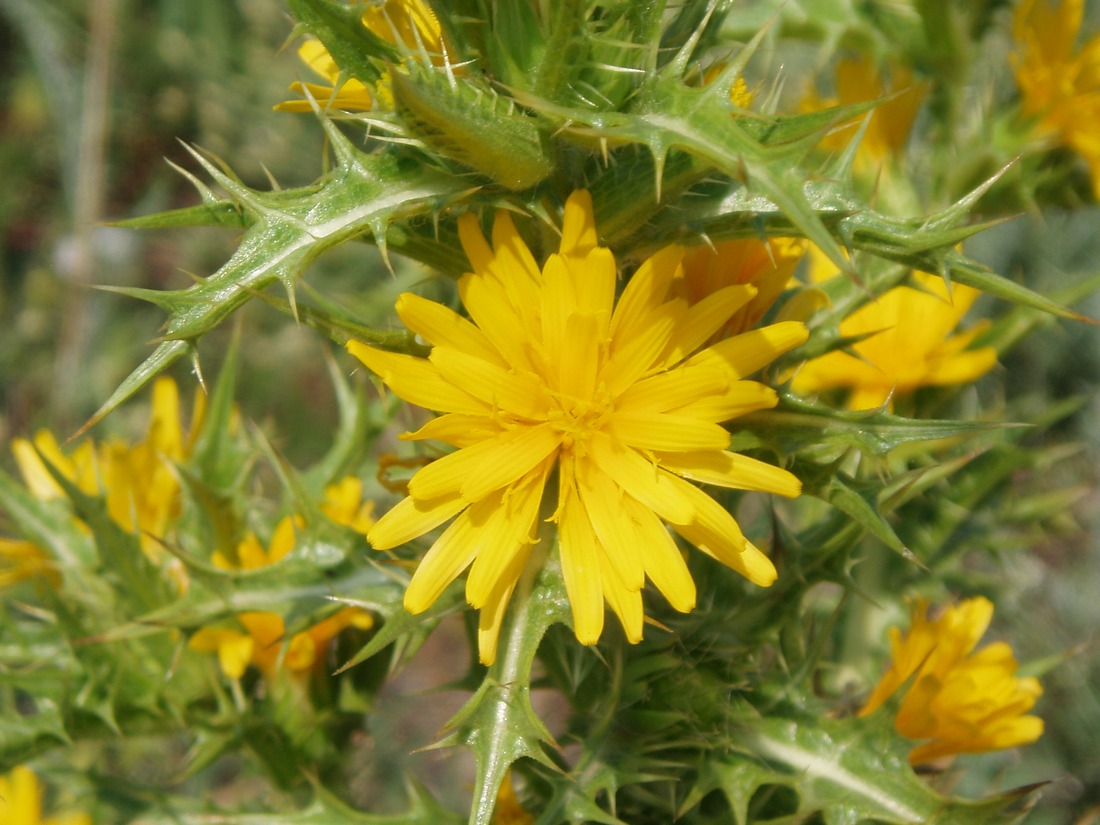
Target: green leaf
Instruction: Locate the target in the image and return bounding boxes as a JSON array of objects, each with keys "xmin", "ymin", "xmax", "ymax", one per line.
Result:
[
  {"xmin": 811, "ymin": 473, "xmax": 915, "ymax": 562},
  {"xmin": 133, "ymin": 780, "xmax": 462, "ymax": 824},
  {"xmin": 286, "ymin": 0, "xmax": 395, "ymax": 86},
  {"xmin": 685, "ymin": 711, "xmax": 1041, "ymax": 825},
  {"xmin": 0, "ymin": 466, "xmax": 96, "ymax": 568},
  {"xmin": 729, "ymin": 393, "xmax": 1012, "ymax": 457},
  {"xmin": 87, "ymin": 125, "xmax": 466, "ymax": 432}
]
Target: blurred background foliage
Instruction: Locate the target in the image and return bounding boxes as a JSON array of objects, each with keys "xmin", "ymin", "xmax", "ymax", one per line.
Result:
[{"xmin": 0, "ymin": 0, "xmax": 1098, "ymax": 822}]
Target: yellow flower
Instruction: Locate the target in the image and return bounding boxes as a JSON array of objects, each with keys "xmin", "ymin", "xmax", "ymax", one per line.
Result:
[
  {"xmin": 348, "ymin": 191, "xmax": 808, "ymax": 664},
  {"xmin": 11, "ymin": 378, "xmax": 198, "ymax": 570},
  {"xmin": 802, "ymin": 54, "xmax": 925, "ymax": 175},
  {"xmin": 278, "ymin": 0, "xmax": 447, "ymax": 112},
  {"xmin": 678, "ymin": 238, "xmax": 805, "ymax": 339},
  {"xmin": 0, "ymin": 765, "xmax": 90, "ymax": 825},
  {"xmin": 790, "ymin": 270, "xmax": 997, "ymax": 410},
  {"xmin": 492, "ymin": 770, "xmax": 534, "ymax": 825},
  {"xmin": 859, "ymin": 597, "xmax": 1044, "ymax": 765},
  {"xmin": 0, "ymin": 538, "xmax": 59, "ymax": 589},
  {"xmin": 1013, "ymin": 0, "xmax": 1100, "ymax": 196},
  {"xmin": 321, "ymin": 476, "xmax": 376, "ymax": 534},
  {"xmin": 192, "ymin": 514, "xmax": 373, "ymax": 679}
]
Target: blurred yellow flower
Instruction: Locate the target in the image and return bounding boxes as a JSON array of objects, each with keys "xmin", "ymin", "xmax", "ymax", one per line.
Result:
[
  {"xmin": 803, "ymin": 54, "xmax": 925, "ymax": 175},
  {"xmin": 492, "ymin": 770, "xmax": 534, "ymax": 824},
  {"xmin": 279, "ymin": 0, "xmax": 447, "ymax": 112},
  {"xmin": 859, "ymin": 597, "xmax": 1044, "ymax": 765},
  {"xmin": 0, "ymin": 538, "xmax": 59, "ymax": 589},
  {"xmin": 12, "ymin": 378, "xmax": 199, "ymax": 570},
  {"xmin": 321, "ymin": 476, "xmax": 376, "ymax": 534},
  {"xmin": 192, "ymin": 513, "xmax": 373, "ymax": 680},
  {"xmin": 349, "ymin": 191, "xmax": 807, "ymax": 664},
  {"xmin": 1013, "ymin": 0, "xmax": 1100, "ymax": 197},
  {"xmin": 790, "ymin": 269, "xmax": 997, "ymax": 410},
  {"xmin": 0, "ymin": 765, "xmax": 90, "ymax": 825},
  {"xmin": 678, "ymin": 238, "xmax": 805, "ymax": 339}
]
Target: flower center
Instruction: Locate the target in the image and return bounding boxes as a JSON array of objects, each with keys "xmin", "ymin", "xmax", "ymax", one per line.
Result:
[{"xmin": 547, "ymin": 390, "xmax": 611, "ymax": 456}]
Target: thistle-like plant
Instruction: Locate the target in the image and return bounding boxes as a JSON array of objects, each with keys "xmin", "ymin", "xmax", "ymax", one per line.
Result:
[{"xmin": 1, "ymin": 2, "xmax": 1092, "ymax": 824}]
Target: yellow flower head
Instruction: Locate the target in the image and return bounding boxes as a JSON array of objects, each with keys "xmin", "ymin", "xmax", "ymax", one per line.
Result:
[
  {"xmin": 348, "ymin": 191, "xmax": 808, "ymax": 664},
  {"xmin": 0, "ymin": 538, "xmax": 59, "ymax": 589},
  {"xmin": 0, "ymin": 765, "xmax": 90, "ymax": 825},
  {"xmin": 790, "ymin": 267, "xmax": 997, "ymax": 410},
  {"xmin": 859, "ymin": 597, "xmax": 1044, "ymax": 765},
  {"xmin": 321, "ymin": 476, "xmax": 377, "ymax": 534},
  {"xmin": 678, "ymin": 238, "xmax": 805, "ymax": 339},
  {"xmin": 12, "ymin": 378, "xmax": 197, "ymax": 568},
  {"xmin": 279, "ymin": 0, "xmax": 447, "ymax": 112},
  {"xmin": 193, "ymin": 514, "xmax": 373, "ymax": 680},
  {"xmin": 1013, "ymin": 0, "xmax": 1100, "ymax": 196},
  {"xmin": 802, "ymin": 54, "xmax": 925, "ymax": 174}
]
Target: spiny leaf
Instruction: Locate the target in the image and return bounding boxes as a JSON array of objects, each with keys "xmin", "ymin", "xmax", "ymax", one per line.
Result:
[
  {"xmin": 729, "ymin": 393, "xmax": 1013, "ymax": 457},
  {"xmin": 286, "ymin": 0, "xmax": 395, "ymax": 86},
  {"xmin": 131, "ymin": 778, "xmax": 462, "ymax": 824},
  {"xmin": 811, "ymin": 473, "xmax": 916, "ymax": 563},
  {"xmin": 86, "ymin": 130, "xmax": 465, "ymax": 432},
  {"xmin": 108, "ymin": 200, "xmax": 247, "ymax": 230},
  {"xmin": 686, "ymin": 710, "xmax": 1042, "ymax": 825},
  {"xmin": 0, "ymin": 467, "xmax": 96, "ymax": 568}
]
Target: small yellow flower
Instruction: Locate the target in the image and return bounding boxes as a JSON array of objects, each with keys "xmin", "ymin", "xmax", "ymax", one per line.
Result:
[
  {"xmin": 278, "ymin": 0, "xmax": 447, "ymax": 112},
  {"xmin": 12, "ymin": 378, "xmax": 198, "ymax": 569},
  {"xmin": 193, "ymin": 514, "xmax": 373, "ymax": 679},
  {"xmin": 321, "ymin": 476, "xmax": 376, "ymax": 534},
  {"xmin": 0, "ymin": 765, "xmax": 90, "ymax": 825},
  {"xmin": 790, "ymin": 269, "xmax": 997, "ymax": 410},
  {"xmin": 1013, "ymin": 0, "xmax": 1100, "ymax": 197},
  {"xmin": 678, "ymin": 238, "xmax": 805, "ymax": 339},
  {"xmin": 802, "ymin": 54, "xmax": 925, "ymax": 175},
  {"xmin": 348, "ymin": 191, "xmax": 808, "ymax": 664},
  {"xmin": 0, "ymin": 538, "xmax": 59, "ymax": 589},
  {"xmin": 860, "ymin": 597, "xmax": 1044, "ymax": 765},
  {"xmin": 492, "ymin": 770, "xmax": 534, "ymax": 825}
]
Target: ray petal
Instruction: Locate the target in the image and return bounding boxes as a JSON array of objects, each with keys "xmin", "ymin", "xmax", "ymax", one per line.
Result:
[
  {"xmin": 395, "ymin": 292, "xmax": 502, "ymax": 363},
  {"xmin": 574, "ymin": 460, "xmax": 645, "ymax": 591},
  {"xmin": 348, "ymin": 341, "xmax": 488, "ymax": 415},
  {"xmin": 407, "ymin": 423, "xmax": 561, "ymax": 502},
  {"xmin": 430, "ymin": 346, "xmax": 550, "ymax": 419},
  {"xmin": 610, "ymin": 244, "xmax": 685, "ymax": 342},
  {"xmin": 588, "ymin": 432, "xmax": 695, "ymax": 524},
  {"xmin": 465, "ymin": 462, "xmax": 551, "ymax": 608},
  {"xmin": 400, "ymin": 413, "xmax": 503, "ymax": 447},
  {"xmin": 599, "ymin": 550, "xmax": 644, "ymax": 643},
  {"xmin": 656, "ymin": 450, "xmax": 802, "ymax": 497},
  {"xmin": 608, "ymin": 411, "xmax": 731, "ymax": 453},
  {"xmin": 657, "ymin": 284, "xmax": 757, "ymax": 369},
  {"xmin": 686, "ymin": 321, "xmax": 809, "ymax": 379},
  {"xmin": 625, "ymin": 496, "xmax": 696, "ymax": 613},
  {"xmin": 368, "ymin": 492, "xmax": 467, "ymax": 550},
  {"xmin": 614, "ymin": 365, "xmax": 728, "ymax": 413},
  {"xmin": 558, "ymin": 483, "xmax": 605, "ymax": 645},
  {"xmin": 672, "ymin": 380, "xmax": 778, "ymax": 422}
]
